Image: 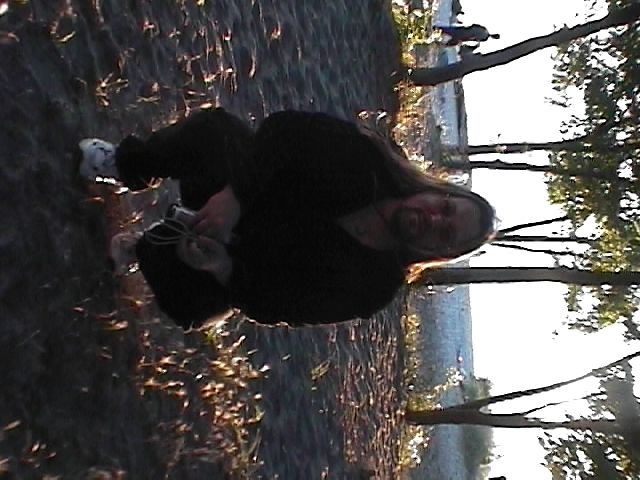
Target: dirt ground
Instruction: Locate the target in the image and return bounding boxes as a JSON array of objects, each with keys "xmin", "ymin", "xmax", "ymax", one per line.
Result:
[{"xmin": 0, "ymin": 0, "xmax": 407, "ymax": 478}]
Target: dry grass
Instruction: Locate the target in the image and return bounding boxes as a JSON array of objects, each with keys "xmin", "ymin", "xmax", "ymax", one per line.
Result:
[
  {"xmin": 99, "ymin": 3, "xmax": 440, "ymax": 477},
  {"xmin": 398, "ymin": 294, "xmax": 432, "ymax": 471},
  {"xmin": 390, "ymin": 2, "xmax": 433, "ymax": 158},
  {"xmin": 137, "ymin": 319, "xmax": 264, "ymax": 478},
  {"xmin": 0, "ymin": 0, "xmax": 444, "ymax": 476},
  {"xmin": 104, "ymin": 185, "xmax": 264, "ymax": 478}
]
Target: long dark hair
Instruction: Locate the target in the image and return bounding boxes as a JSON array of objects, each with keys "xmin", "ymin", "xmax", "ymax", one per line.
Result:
[{"xmin": 357, "ymin": 121, "xmax": 497, "ymax": 278}]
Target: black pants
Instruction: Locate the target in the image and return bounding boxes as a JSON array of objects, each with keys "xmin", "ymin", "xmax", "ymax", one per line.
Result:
[{"xmin": 116, "ymin": 108, "xmax": 253, "ymax": 329}]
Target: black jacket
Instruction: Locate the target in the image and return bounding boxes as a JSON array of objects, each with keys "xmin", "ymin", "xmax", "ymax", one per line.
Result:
[{"xmin": 227, "ymin": 111, "xmax": 405, "ymax": 325}]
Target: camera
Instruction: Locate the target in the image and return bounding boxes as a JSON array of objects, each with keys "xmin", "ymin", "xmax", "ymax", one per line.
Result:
[{"xmin": 166, "ymin": 204, "xmax": 196, "ymax": 224}]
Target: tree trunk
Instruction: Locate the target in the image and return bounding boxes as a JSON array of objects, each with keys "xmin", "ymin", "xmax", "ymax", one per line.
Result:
[
  {"xmin": 447, "ymin": 159, "xmax": 625, "ymax": 184},
  {"xmin": 494, "ymin": 234, "xmax": 593, "ymax": 244},
  {"xmin": 405, "ymin": 407, "xmax": 626, "ymax": 433},
  {"xmin": 420, "ymin": 267, "xmax": 640, "ymax": 286},
  {"xmin": 457, "ymin": 137, "xmax": 589, "ymax": 155},
  {"xmin": 407, "ymin": 4, "xmax": 640, "ymax": 86},
  {"xmin": 451, "ymin": 138, "xmax": 638, "ymax": 156},
  {"xmin": 407, "ymin": 351, "xmax": 640, "ymax": 434},
  {"xmin": 492, "ymin": 242, "xmax": 581, "ymax": 258},
  {"xmin": 457, "ymin": 350, "xmax": 640, "ymax": 412},
  {"xmin": 497, "ymin": 216, "xmax": 569, "ymax": 236}
]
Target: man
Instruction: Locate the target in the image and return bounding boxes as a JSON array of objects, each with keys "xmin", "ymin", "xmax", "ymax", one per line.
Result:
[
  {"xmin": 79, "ymin": 108, "xmax": 497, "ymax": 328},
  {"xmin": 435, "ymin": 24, "xmax": 500, "ymax": 47},
  {"xmin": 452, "ymin": 0, "xmax": 464, "ymax": 16}
]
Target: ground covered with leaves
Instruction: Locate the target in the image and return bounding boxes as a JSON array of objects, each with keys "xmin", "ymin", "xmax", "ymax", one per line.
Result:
[{"xmin": 0, "ymin": 0, "xmax": 408, "ymax": 478}]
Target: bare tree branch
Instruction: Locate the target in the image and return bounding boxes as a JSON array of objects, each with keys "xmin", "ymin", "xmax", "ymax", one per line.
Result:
[
  {"xmin": 454, "ymin": 350, "xmax": 640, "ymax": 411},
  {"xmin": 497, "ymin": 216, "xmax": 569, "ymax": 236},
  {"xmin": 493, "ymin": 242, "xmax": 579, "ymax": 258},
  {"xmin": 406, "ymin": 3, "xmax": 640, "ymax": 86}
]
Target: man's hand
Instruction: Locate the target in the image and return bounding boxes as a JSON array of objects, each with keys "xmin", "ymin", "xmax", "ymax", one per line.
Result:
[
  {"xmin": 176, "ymin": 236, "xmax": 233, "ymax": 285},
  {"xmin": 188, "ymin": 185, "xmax": 241, "ymax": 244}
]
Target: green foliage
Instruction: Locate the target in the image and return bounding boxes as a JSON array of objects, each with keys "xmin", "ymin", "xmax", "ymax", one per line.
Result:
[
  {"xmin": 399, "ymin": 297, "xmax": 442, "ymax": 471},
  {"xmin": 391, "ymin": 5, "xmax": 430, "ymax": 49},
  {"xmin": 405, "ymin": 374, "xmax": 495, "ymax": 475},
  {"xmin": 541, "ymin": 430, "xmax": 632, "ymax": 479},
  {"xmin": 546, "ymin": 0, "xmax": 640, "ymax": 335},
  {"xmin": 389, "ymin": 3, "xmax": 433, "ymax": 157},
  {"xmin": 459, "ymin": 377, "xmax": 495, "ymax": 476},
  {"xmin": 461, "ymin": 375, "xmax": 493, "ymax": 400},
  {"xmin": 400, "ymin": 296, "xmax": 495, "ymax": 473},
  {"xmin": 461, "ymin": 424, "xmax": 494, "ymax": 477},
  {"xmin": 540, "ymin": 368, "xmax": 640, "ymax": 479}
]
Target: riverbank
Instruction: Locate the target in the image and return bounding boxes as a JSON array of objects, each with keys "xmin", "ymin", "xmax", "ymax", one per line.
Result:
[{"xmin": 405, "ymin": 0, "xmax": 483, "ymax": 478}]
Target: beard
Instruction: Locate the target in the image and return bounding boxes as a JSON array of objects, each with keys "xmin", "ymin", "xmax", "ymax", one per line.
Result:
[{"xmin": 388, "ymin": 206, "xmax": 430, "ymax": 244}]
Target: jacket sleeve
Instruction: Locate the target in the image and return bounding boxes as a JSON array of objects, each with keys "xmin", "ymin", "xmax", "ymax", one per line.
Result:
[
  {"xmin": 281, "ymin": 265, "xmax": 403, "ymax": 326},
  {"xmin": 231, "ymin": 244, "xmax": 404, "ymax": 326}
]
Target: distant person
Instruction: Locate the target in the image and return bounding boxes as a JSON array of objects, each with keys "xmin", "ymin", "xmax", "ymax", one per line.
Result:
[
  {"xmin": 435, "ymin": 24, "xmax": 500, "ymax": 47},
  {"xmin": 452, "ymin": 0, "xmax": 464, "ymax": 16},
  {"xmin": 78, "ymin": 108, "xmax": 497, "ymax": 329}
]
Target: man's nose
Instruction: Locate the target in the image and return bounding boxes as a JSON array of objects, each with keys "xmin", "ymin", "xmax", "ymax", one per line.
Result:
[
  {"xmin": 430, "ymin": 212, "xmax": 444, "ymax": 230},
  {"xmin": 431, "ymin": 212, "xmax": 455, "ymax": 240}
]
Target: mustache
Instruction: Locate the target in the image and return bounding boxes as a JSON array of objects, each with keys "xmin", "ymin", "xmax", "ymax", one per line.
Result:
[{"xmin": 390, "ymin": 206, "xmax": 430, "ymax": 241}]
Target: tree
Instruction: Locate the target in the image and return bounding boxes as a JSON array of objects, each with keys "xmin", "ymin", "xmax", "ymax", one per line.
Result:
[
  {"xmin": 404, "ymin": 3, "xmax": 640, "ymax": 86},
  {"xmin": 541, "ymin": 361, "xmax": 640, "ymax": 478},
  {"xmin": 495, "ymin": 234, "xmax": 593, "ymax": 244},
  {"xmin": 496, "ymin": 216, "xmax": 569, "ymax": 236},
  {"xmin": 545, "ymin": 0, "xmax": 640, "ymax": 335},
  {"xmin": 443, "ymin": 125, "xmax": 639, "ymax": 156},
  {"xmin": 446, "ymin": 137, "xmax": 593, "ymax": 155},
  {"xmin": 407, "ymin": 408, "xmax": 629, "ymax": 432},
  {"xmin": 408, "ymin": 354, "xmax": 640, "ymax": 477},
  {"xmin": 418, "ymin": 267, "xmax": 640, "ymax": 287},
  {"xmin": 542, "ymin": 429, "xmax": 636, "ymax": 479},
  {"xmin": 491, "ymin": 215, "xmax": 595, "ymax": 263},
  {"xmin": 443, "ymin": 158, "xmax": 634, "ymax": 185},
  {"xmin": 406, "ymin": 351, "xmax": 640, "ymax": 433},
  {"xmin": 406, "ymin": 352, "xmax": 640, "ymax": 477},
  {"xmin": 454, "ymin": 139, "xmax": 640, "ymax": 156}
]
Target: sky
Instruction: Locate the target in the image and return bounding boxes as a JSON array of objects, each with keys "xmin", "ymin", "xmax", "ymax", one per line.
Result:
[{"xmin": 457, "ymin": 0, "xmax": 640, "ymax": 478}]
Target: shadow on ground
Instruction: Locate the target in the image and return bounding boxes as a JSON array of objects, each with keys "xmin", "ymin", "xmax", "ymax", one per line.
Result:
[{"xmin": 0, "ymin": 0, "xmax": 406, "ymax": 478}]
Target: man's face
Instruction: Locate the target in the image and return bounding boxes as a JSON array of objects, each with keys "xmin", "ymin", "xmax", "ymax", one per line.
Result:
[{"xmin": 389, "ymin": 191, "xmax": 485, "ymax": 257}]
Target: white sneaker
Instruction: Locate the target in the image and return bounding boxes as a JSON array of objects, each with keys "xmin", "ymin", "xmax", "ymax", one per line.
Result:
[
  {"xmin": 79, "ymin": 138, "xmax": 119, "ymax": 182},
  {"xmin": 110, "ymin": 231, "xmax": 142, "ymax": 276}
]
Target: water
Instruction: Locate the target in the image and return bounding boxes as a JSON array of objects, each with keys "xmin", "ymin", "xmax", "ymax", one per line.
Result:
[
  {"xmin": 410, "ymin": 268, "xmax": 475, "ymax": 480},
  {"xmin": 408, "ymin": 0, "xmax": 479, "ymax": 478}
]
